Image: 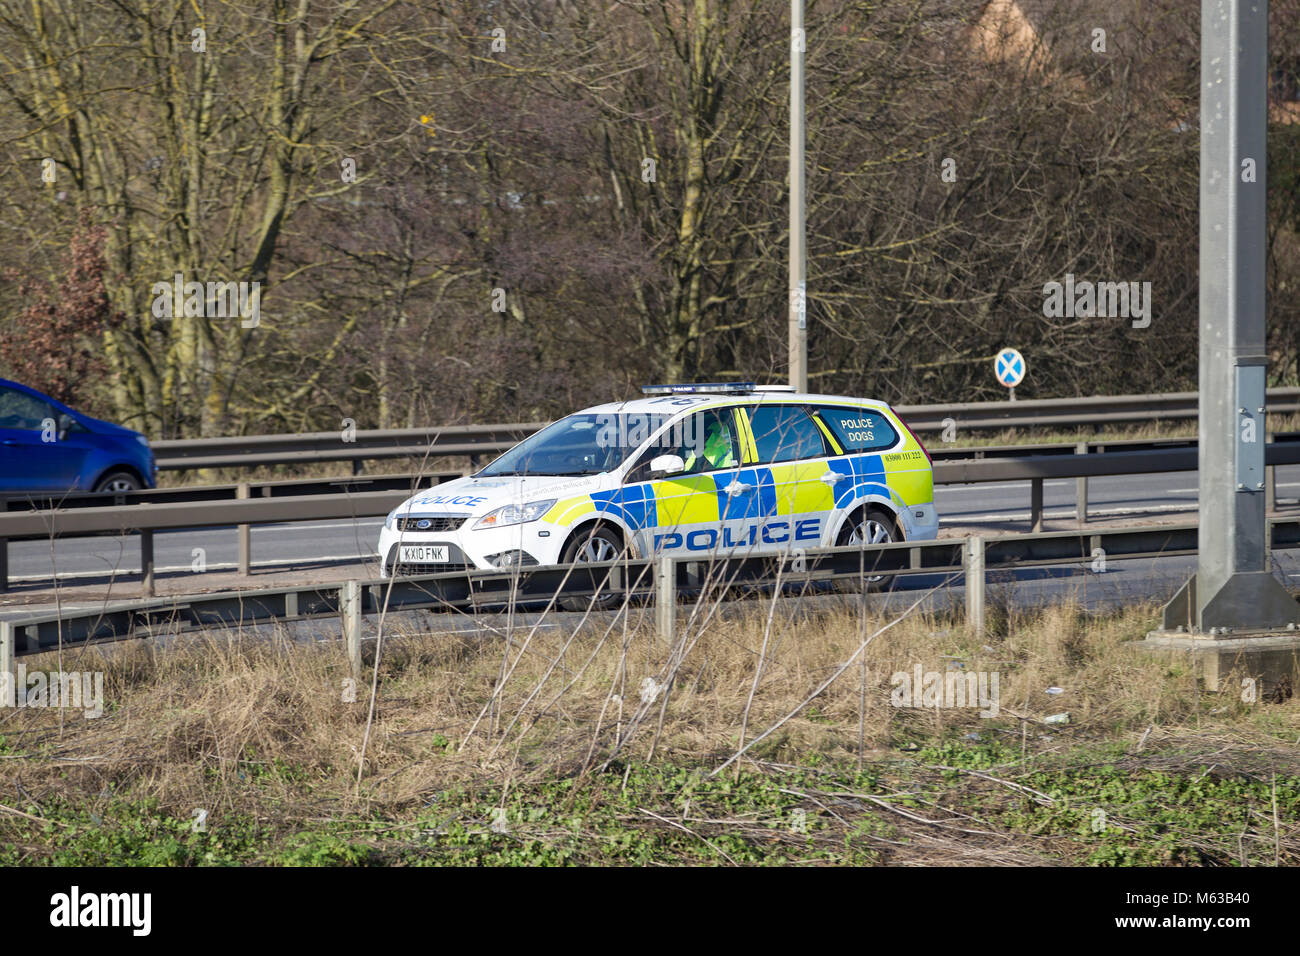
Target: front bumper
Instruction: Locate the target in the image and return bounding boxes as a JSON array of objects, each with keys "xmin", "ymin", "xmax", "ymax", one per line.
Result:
[{"xmin": 378, "ymin": 519, "xmax": 567, "ymax": 577}]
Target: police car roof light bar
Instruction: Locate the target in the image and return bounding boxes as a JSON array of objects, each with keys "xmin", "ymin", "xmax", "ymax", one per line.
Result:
[{"xmin": 641, "ymin": 382, "xmax": 757, "ymax": 395}]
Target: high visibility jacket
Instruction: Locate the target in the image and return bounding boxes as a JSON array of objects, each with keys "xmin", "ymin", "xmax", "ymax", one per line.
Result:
[{"xmin": 684, "ymin": 425, "xmax": 735, "ymax": 471}]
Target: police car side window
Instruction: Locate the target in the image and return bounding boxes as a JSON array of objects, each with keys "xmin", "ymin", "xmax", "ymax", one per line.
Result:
[
  {"xmin": 747, "ymin": 406, "xmax": 827, "ymax": 464},
  {"xmin": 624, "ymin": 443, "xmax": 664, "ymax": 484},
  {"xmin": 624, "ymin": 409, "xmax": 739, "ymax": 482},
  {"xmin": 816, "ymin": 406, "xmax": 897, "ymax": 452}
]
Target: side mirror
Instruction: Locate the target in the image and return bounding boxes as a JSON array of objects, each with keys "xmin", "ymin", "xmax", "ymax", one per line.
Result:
[{"xmin": 650, "ymin": 454, "xmax": 685, "ymax": 477}]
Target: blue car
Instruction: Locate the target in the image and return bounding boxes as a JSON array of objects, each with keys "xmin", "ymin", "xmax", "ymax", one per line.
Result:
[{"xmin": 0, "ymin": 378, "xmax": 156, "ymax": 494}]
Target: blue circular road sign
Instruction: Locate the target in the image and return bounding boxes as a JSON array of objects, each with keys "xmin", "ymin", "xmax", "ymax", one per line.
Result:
[{"xmin": 995, "ymin": 348, "xmax": 1026, "ymax": 388}]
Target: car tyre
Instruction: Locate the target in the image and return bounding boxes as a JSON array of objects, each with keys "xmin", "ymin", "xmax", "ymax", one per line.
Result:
[
  {"xmin": 559, "ymin": 525, "xmax": 625, "ymax": 612},
  {"xmin": 94, "ymin": 470, "xmax": 142, "ymax": 494},
  {"xmin": 834, "ymin": 507, "xmax": 902, "ymax": 594}
]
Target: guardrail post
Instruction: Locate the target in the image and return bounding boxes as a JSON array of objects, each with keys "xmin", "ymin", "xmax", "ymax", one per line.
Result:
[
  {"xmin": 140, "ymin": 530, "xmax": 154, "ymax": 596},
  {"xmin": 655, "ymin": 557, "xmax": 675, "ymax": 644},
  {"xmin": 341, "ymin": 580, "xmax": 362, "ymax": 675},
  {"xmin": 965, "ymin": 536, "xmax": 985, "ymax": 638},
  {"xmin": 0, "ymin": 537, "xmax": 7, "ymax": 594},
  {"xmin": 0, "ymin": 620, "xmax": 13, "ymax": 683},
  {"xmin": 1266, "ymin": 432, "xmax": 1275, "ymax": 513},
  {"xmin": 1075, "ymin": 442, "xmax": 1088, "ymax": 525},
  {"xmin": 1030, "ymin": 478, "xmax": 1044, "ymax": 532},
  {"xmin": 237, "ymin": 482, "xmax": 251, "ymax": 575}
]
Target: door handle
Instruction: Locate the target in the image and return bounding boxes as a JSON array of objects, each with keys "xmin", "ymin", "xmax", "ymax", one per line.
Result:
[
  {"xmin": 725, "ymin": 481, "xmax": 754, "ymax": 496},
  {"xmin": 820, "ymin": 471, "xmax": 848, "ymax": 484}
]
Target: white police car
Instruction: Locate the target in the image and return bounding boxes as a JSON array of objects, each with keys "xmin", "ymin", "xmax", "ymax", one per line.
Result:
[{"xmin": 379, "ymin": 383, "xmax": 938, "ymax": 579}]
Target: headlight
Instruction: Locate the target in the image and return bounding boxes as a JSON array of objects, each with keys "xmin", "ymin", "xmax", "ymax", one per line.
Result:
[
  {"xmin": 473, "ymin": 499, "xmax": 556, "ymax": 530},
  {"xmin": 135, "ymin": 435, "xmax": 150, "ymax": 448},
  {"xmin": 385, "ymin": 510, "xmax": 398, "ymax": 530}
]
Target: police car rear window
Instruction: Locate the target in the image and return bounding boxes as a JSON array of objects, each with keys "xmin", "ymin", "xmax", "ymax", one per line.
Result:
[{"xmin": 816, "ymin": 406, "xmax": 898, "ymax": 452}]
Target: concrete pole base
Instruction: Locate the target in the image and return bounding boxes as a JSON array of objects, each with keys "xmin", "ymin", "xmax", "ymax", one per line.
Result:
[
  {"xmin": 1135, "ymin": 628, "xmax": 1300, "ymax": 697},
  {"xmin": 1160, "ymin": 571, "xmax": 1300, "ymax": 632}
]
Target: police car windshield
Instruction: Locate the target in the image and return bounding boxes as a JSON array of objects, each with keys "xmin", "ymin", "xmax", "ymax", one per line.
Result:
[{"xmin": 479, "ymin": 412, "xmax": 669, "ymax": 477}]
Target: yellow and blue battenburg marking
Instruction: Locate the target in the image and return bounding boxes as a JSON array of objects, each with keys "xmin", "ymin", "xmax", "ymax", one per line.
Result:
[
  {"xmin": 542, "ymin": 451, "xmax": 929, "ymax": 533},
  {"xmin": 587, "ymin": 483, "xmax": 658, "ymax": 529},
  {"xmin": 538, "ymin": 401, "xmax": 928, "ymax": 531},
  {"xmin": 821, "ymin": 455, "xmax": 894, "ymax": 509}
]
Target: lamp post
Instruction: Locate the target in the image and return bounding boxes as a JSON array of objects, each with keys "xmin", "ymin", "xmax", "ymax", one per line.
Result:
[{"xmin": 788, "ymin": 0, "xmax": 807, "ymax": 392}]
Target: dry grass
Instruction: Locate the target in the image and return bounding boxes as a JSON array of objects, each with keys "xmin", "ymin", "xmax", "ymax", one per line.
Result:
[{"xmin": 3, "ymin": 582, "xmax": 1298, "ymax": 865}]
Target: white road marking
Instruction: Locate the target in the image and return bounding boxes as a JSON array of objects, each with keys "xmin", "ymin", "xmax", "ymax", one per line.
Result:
[
  {"xmin": 1167, "ymin": 481, "xmax": 1300, "ymax": 493},
  {"xmin": 257, "ymin": 519, "xmax": 384, "ymax": 532},
  {"xmin": 939, "ymin": 479, "xmax": 1077, "ymax": 491},
  {"xmin": 943, "ymin": 502, "xmax": 1197, "ymax": 523}
]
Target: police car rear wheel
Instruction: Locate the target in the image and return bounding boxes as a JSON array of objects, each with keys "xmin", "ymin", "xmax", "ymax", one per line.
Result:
[
  {"xmin": 559, "ymin": 526, "xmax": 624, "ymax": 611},
  {"xmin": 835, "ymin": 508, "xmax": 900, "ymax": 593}
]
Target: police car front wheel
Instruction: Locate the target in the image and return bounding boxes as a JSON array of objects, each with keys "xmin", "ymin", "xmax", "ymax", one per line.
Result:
[{"xmin": 559, "ymin": 526, "xmax": 625, "ymax": 611}]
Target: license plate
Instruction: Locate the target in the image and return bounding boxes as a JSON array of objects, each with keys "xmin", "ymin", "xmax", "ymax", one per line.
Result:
[{"xmin": 399, "ymin": 544, "xmax": 449, "ymax": 564}]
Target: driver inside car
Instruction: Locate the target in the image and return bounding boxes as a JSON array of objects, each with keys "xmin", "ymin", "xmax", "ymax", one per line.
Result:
[{"xmin": 682, "ymin": 418, "xmax": 735, "ymax": 472}]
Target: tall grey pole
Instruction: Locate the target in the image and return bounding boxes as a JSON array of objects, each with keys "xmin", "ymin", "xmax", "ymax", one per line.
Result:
[
  {"xmin": 788, "ymin": 0, "xmax": 807, "ymax": 392},
  {"xmin": 1163, "ymin": 0, "xmax": 1299, "ymax": 631}
]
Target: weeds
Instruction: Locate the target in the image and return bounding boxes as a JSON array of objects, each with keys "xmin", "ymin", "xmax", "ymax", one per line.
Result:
[{"xmin": 1, "ymin": 594, "xmax": 1297, "ymax": 865}]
